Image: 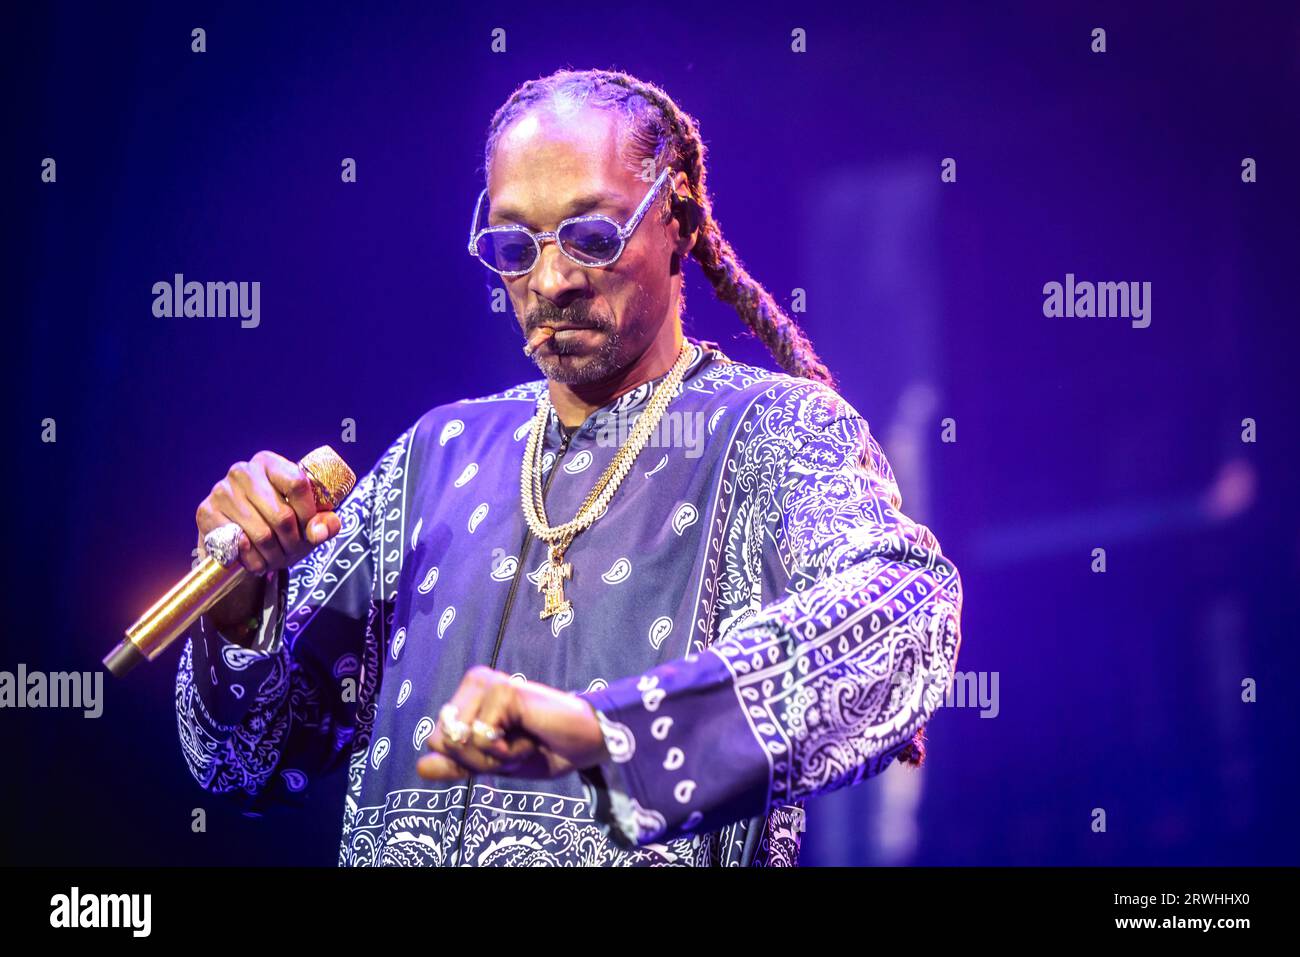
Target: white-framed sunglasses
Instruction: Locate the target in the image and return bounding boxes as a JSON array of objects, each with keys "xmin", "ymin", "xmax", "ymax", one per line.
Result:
[{"xmin": 467, "ymin": 166, "xmax": 675, "ymax": 276}]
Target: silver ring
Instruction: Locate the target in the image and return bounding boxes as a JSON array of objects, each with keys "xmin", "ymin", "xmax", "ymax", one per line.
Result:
[
  {"xmin": 203, "ymin": 523, "xmax": 243, "ymax": 567},
  {"xmin": 439, "ymin": 704, "xmax": 469, "ymax": 745},
  {"xmin": 472, "ymin": 719, "xmax": 502, "ymax": 743}
]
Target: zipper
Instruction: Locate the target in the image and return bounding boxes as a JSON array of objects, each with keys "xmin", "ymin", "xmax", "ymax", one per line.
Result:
[{"xmin": 451, "ymin": 422, "xmax": 575, "ymax": 865}]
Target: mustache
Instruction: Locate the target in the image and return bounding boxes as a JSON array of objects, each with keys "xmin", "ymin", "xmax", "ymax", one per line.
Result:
[{"xmin": 525, "ymin": 301, "xmax": 612, "ymax": 333}]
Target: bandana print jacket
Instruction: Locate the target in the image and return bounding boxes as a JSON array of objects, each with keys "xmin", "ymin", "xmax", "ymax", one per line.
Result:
[{"xmin": 175, "ymin": 338, "xmax": 964, "ymax": 866}]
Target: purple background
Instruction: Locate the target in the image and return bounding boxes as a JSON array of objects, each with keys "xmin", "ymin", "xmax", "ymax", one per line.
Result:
[{"xmin": 6, "ymin": 1, "xmax": 1298, "ymax": 865}]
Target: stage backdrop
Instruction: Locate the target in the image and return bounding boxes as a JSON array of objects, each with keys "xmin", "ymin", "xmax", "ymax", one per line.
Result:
[{"xmin": 6, "ymin": 1, "xmax": 1298, "ymax": 865}]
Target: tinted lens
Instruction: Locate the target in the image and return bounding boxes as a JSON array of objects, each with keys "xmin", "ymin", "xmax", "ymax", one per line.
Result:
[
  {"xmin": 476, "ymin": 229, "xmax": 537, "ymax": 273},
  {"xmin": 558, "ymin": 219, "xmax": 622, "ymax": 264}
]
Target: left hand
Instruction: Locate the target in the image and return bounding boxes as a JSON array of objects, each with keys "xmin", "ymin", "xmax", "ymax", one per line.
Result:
[{"xmin": 416, "ymin": 666, "xmax": 609, "ymax": 781}]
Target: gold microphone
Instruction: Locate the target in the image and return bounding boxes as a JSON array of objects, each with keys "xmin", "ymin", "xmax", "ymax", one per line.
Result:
[{"xmin": 102, "ymin": 446, "xmax": 356, "ymax": 678}]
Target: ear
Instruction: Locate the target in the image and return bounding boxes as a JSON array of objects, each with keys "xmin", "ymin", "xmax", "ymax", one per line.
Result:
[{"xmin": 666, "ymin": 171, "xmax": 701, "ymax": 256}]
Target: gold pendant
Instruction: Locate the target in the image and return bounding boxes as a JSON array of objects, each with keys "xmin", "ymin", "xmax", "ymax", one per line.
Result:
[{"xmin": 538, "ymin": 543, "xmax": 572, "ymax": 620}]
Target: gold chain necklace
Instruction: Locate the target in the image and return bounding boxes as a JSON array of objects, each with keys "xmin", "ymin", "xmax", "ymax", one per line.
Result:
[{"xmin": 521, "ymin": 343, "xmax": 694, "ymax": 619}]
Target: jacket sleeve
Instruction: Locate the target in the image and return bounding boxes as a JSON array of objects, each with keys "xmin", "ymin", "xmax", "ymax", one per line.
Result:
[
  {"xmin": 173, "ymin": 429, "xmax": 413, "ymax": 811},
  {"xmin": 577, "ymin": 388, "xmax": 964, "ymax": 847}
]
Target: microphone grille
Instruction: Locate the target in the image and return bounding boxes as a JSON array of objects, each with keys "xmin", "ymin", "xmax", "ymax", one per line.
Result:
[{"xmin": 299, "ymin": 446, "xmax": 357, "ymax": 511}]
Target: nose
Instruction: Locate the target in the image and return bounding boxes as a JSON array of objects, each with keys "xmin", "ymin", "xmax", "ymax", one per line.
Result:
[{"xmin": 527, "ymin": 238, "xmax": 588, "ymax": 307}]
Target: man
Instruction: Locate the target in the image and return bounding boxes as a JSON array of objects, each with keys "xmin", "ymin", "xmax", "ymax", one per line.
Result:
[{"xmin": 175, "ymin": 68, "xmax": 964, "ymax": 866}]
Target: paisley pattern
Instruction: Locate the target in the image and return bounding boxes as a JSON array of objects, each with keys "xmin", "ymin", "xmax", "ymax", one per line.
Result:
[{"xmin": 174, "ymin": 337, "xmax": 964, "ymax": 865}]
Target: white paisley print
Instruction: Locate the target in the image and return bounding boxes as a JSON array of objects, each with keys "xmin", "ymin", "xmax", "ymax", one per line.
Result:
[{"xmin": 174, "ymin": 338, "xmax": 964, "ymax": 866}]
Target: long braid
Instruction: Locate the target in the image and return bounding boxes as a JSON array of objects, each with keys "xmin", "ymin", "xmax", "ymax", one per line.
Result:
[{"xmin": 484, "ymin": 69, "xmax": 835, "ymax": 388}]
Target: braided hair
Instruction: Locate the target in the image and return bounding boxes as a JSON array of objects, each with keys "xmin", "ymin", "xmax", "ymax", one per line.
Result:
[{"xmin": 485, "ymin": 69, "xmax": 931, "ymax": 768}]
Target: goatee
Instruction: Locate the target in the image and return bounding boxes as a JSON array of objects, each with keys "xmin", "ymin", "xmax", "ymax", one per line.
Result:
[
  {"xmin": 525, "ymin": 302, "xmax": 624, "ymax": 385},
  {"xmin": 534, "ymin": 327, "xmax": 625, "ymax": 384}
]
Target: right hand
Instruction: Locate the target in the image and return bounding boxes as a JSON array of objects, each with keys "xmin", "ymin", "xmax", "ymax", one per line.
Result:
[{"xmin": 195, "ymin": 451, "xmax": 343, "ymax": 635}]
